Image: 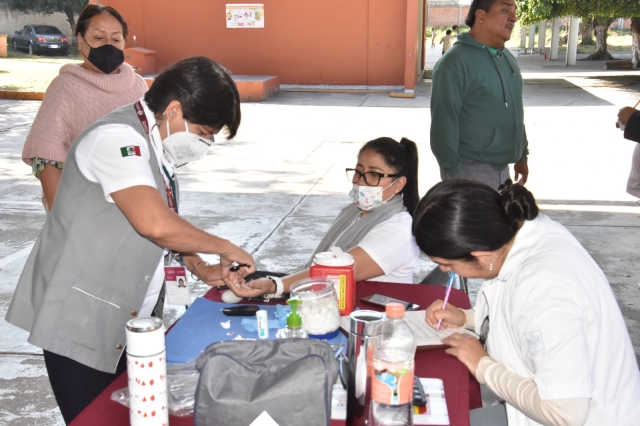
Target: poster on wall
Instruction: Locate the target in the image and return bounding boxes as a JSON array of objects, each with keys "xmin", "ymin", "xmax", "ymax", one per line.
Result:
[{"xmin": 226, "ymin": 4, "xmax": 264, "ymax": 28}]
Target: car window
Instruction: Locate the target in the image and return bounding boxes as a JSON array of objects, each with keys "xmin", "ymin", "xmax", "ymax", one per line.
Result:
[
  {"xmin": 34, "ymin": 25, "xmax": 62, "ymax": 35},
  {"xmin": 20, "ymin": 26, "xmax": 28, "ymax": 34}
]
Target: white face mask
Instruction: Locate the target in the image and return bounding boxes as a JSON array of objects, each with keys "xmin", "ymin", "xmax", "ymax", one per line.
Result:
[
  {"xmin": 349, "ymin": 181, "xmax": 397, "ymax": 211},
  {"xmin": 162, "ymin": 118, "xmax": 212, "ymax": 166}
]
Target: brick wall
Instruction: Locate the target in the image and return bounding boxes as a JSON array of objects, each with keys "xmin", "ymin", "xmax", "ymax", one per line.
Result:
[{"xmin": 427, "ymin": 6, "xmax": 470, "ymax": 27}]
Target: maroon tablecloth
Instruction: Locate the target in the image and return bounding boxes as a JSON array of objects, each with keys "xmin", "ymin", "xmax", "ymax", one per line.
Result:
[{"xmin": 70, "ymin": 281, "xmax": 482, "ymax": 426}]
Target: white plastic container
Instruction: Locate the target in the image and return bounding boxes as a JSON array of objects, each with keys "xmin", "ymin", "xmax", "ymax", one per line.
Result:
[
  {"xmin": 126, "ymin": 317, "xmax": 169, "ymax": 426},
  {"xmin": 290, "ymin": 277, "xmax": 341, "ymax": 339}
]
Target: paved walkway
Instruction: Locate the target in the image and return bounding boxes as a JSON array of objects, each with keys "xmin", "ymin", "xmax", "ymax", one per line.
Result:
[{"xmin": 0, "ymin": 50, "xmax": 639, "ymax": 424}]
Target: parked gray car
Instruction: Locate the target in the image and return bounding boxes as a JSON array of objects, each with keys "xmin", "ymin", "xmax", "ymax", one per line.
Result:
[{"xmin": 13, "ymin": 25, "xmax": 69, "ymax": 56}]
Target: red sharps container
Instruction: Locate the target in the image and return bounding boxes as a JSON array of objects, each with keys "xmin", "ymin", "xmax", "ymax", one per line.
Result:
[{"xmin": 310, "ymin": 251, "xmax": 356, "ymax": 315}]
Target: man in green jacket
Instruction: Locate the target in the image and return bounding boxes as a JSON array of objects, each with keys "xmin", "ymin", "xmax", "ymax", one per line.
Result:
[{"xmin": 430, "ymin": 0, "xmax": 528, "ymax": 189}]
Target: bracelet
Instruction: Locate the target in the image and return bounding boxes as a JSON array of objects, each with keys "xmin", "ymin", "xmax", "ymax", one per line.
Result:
[
  {"xmin": 191, "ymin": 260, "xmax": 208, "ymax": 275},
  {"xmin": 265, "ymin": 276, "xmax": 284, "ymax": 300}
]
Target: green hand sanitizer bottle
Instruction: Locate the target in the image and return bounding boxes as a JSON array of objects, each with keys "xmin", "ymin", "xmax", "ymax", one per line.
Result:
[{"xmin": 281, "ymin": 298, "xmax": 308, "ymax": 339}]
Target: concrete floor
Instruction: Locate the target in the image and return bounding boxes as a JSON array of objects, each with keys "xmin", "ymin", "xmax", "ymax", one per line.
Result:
[{"xmin": 1, "ymin": 48, "xmax": 640, "ymax": 424}]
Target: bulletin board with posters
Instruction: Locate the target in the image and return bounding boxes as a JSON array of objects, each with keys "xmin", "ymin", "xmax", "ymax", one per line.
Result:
[{"xmin": 226, "ymin": 4, "xmax": 265, "ymax": 28}]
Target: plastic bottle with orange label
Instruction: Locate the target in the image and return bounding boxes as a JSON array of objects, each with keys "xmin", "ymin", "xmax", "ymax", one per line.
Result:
[
  {"xmin": 369, "ymin": 303, "xmax": 417, "ymax": 426},
  {"xmin": 309, "ymin": 250, "xmax": 356, "ymax": 315}
]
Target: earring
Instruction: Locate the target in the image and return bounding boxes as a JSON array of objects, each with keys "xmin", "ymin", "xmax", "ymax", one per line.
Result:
[
  {"xmin": 169, "ymin": 113, "xmax": 173, "ymax": 117},
  {"xmin": 489, "ymin": 263, "xmax": 493, "ymax": 271}
]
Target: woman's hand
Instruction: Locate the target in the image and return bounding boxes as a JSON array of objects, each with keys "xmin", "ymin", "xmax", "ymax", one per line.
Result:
[
  {"xmin": 425, "ymin": 300, "xmax": 466, "ymax": 330},
  {"xmin": 218, "ymin": 244, "xmax": 256, "ymax": 285},
  {"xmin": 618, "ymin": 107, "xmax": 636, "ymax": 127},
  {"xmin": 227, "ymin": 278, "xmax": 275, "ymax": 298},
  {"xmin": 441, "ymin": 333, "xmax": 488, "ymax": 376},
  {"xmin": 195, "ymin": 263, "xmax": 227, "ymax": 287}
]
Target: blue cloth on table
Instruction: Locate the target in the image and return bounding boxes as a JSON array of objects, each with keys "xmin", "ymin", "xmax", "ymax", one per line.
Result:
[
  {"xmin": 240, "ymin": 304, "xmax": 291, "ymax": 332},
  {"xmin": 165, "ymin": 297, "xmax": 347, "ymax": 364}
]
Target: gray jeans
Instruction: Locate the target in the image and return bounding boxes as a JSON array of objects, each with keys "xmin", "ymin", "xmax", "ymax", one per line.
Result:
[
  {"xmin": 470, "ymin": 403, "xmax": 508, "ymax": 426},
  {"xmin": 441, "ymin": 157, "xmax": 511, "ymax": 191}
]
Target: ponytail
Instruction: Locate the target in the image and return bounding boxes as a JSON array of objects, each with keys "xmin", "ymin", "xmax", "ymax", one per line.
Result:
[
  {"xmin": 398, "ymin": 138, "xmax": 419, "ymax": 216},
  {"xmin": 412, "ymin": 179, "xmax": 539, "ymax": 260},
  {"xmin": 358, "ymin": 137, "xmax": 420, "ymax": 216},
  {"xmin": 499, "ymin": 179, "xmax": 539, "ymax": 231}
]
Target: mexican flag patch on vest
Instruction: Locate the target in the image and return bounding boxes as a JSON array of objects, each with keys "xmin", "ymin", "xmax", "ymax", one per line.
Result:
[{"xmin": 120, "ymin": 146, "xmax": 141, "ymax": 157}]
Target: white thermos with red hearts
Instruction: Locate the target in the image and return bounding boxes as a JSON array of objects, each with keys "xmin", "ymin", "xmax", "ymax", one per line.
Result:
[{"xmin": 126, "ymin": 317, "xmax": 169, "ymax": 426}]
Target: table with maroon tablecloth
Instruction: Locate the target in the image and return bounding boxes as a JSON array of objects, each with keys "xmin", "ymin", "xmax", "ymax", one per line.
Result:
[{"xmin": 70, "ymin": 281, "xmax": 482, "ymax": 426}]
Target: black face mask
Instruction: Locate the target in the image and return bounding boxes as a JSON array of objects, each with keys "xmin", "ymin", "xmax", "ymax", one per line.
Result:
[{"xmin": 82, "ymin": 37, "xmax": 124, "ymax": 74}]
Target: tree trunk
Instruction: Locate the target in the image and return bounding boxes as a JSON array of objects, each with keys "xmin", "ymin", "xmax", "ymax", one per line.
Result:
[
  {"xmin": 63, "ymin": 7, "xmax": 77, "ymax": 47},
  {"xmin": 586, "ymin": 19, "xmax": 614, "ymax": 60},
  {"xmin": 579, "ymin": 19, "xmax": 593, "ymax": 45},
  {"xmin": 632, "ymin": 18, "xmax": 640, "ymax": 69}
]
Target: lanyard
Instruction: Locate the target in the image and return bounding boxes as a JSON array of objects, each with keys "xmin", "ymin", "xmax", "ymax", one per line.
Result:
[
  {"xmin": 134, "ymin": 101, "xmax": 183, "ymax": 265},
  {"xmin": 134, "ymin": 101, "xmax": 178, "ymax": 214}
]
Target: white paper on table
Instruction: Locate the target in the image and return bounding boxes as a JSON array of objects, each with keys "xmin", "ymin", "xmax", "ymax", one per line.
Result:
[
  {"xmin": 402, "ymin": 311, "xmax": 477, "ymax": 348},
  {"xmin": 414, "ymin": 378, "xmax": 450, "ymax": 425},
  {"xmin": 340, "ymin": 311, "xmax": 477, "ymax": 349},
  {"xmin": 249, "ymin": 411, "xmax": 280, "ymax": 426}
]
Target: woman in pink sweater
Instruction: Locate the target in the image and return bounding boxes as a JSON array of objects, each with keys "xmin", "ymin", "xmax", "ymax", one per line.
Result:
[{"xmin": 22, "ymin": 4, "xmax": 148, "ymax": 210}]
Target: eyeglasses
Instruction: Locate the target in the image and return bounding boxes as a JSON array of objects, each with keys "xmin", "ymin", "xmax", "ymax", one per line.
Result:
[
  {"xmin": 346, "ymin": 168, "xmax": 399, "ymax": 186},
  {"xmin": 478, "ymin": 316, "xmax": 490, "ymax": 351}
]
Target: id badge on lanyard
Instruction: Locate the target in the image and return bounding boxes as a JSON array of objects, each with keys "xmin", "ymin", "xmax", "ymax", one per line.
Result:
[{"xmin": 134, "ymin": 102, "xmax": 190, "ymax": 306}]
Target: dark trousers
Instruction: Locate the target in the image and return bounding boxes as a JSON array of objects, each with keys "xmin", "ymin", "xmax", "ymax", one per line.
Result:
[{"xmin": 43, "ymin": 349, "xmax": 127, "ymax": 424}]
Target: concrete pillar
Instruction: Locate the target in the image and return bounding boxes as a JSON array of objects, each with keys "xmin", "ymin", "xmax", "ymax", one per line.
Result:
[
  {"xmin": 538, "ymin": 21, "xmax": 547, "ymax": 53},
  {"xmin": 550, "ymin": 17, "xmax": 560, "ymax": 60},
  {"xmin": 565, "ymin": 17, "xmax": 580, "ymax": 66},
  {"xmin": 520, "ymin": 26, "xmax": 527, "ymax": 48},
  {"xmin": 528, "ymin": 23, "xmax": 536, "ymax": 51}
]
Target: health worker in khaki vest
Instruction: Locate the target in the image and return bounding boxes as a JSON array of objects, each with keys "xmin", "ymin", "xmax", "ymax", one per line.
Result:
[{"xmin": 6, "ymin": 57, "xmax": 255, "ymax": 425}]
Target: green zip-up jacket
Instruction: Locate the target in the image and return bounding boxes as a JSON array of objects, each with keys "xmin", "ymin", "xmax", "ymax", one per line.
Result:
[{"xmin": 430, "ymin": 32, "xmax": 528, "ymax": 178}]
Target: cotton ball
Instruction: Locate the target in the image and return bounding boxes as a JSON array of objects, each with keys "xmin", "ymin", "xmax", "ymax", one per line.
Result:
[{"xmin": 221, "ymin": 289, "xmax": 243, "ymax": 304}]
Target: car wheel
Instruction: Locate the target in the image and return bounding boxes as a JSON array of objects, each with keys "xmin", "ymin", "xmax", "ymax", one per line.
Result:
[
  {"xmin": 28, "ymin": 43, "xmax": 34, "ymax": 55},
  {"xmin": 13, "ymin": 40, "xmax": 17, "ymax": 51}
]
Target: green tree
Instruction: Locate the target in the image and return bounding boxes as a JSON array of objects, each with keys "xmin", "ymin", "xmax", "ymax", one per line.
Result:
[
  {"xmin": 5, "ymin": 0, "xmax": 88, "ymax": 36},
  {"xmin": 516, "ymin": 0, "xmax": 618, "ymax": 60},
  {"xmin": 617, "ymin": 0, "xmax": 640, "ymax": 68}
]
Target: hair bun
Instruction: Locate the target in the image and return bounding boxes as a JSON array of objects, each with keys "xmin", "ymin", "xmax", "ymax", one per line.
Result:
[{"xmin": 500, "ymin": 183, "xmax": 539, "ymax": 226}]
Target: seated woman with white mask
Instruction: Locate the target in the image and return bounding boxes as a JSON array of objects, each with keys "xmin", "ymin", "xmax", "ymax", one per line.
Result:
[{"xmin": 230, "ymin": 137, "xmax": 421, "ymax": 299}]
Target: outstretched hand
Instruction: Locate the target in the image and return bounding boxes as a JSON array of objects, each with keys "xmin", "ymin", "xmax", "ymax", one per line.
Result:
[{"xmin": 227, "ymin": 278, "xmax": 275, "ymax": 299}]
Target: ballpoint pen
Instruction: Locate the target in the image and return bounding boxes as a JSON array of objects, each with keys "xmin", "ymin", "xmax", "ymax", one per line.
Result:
[{"xmin": 436, "ymin": 271, "xmax": 457, "ymax": 332}]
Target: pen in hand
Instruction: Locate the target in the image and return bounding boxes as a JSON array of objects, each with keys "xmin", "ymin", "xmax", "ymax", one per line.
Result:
[{"xmin": 436, "ymin": 272, "xmax": 457, "ymax": 332}]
